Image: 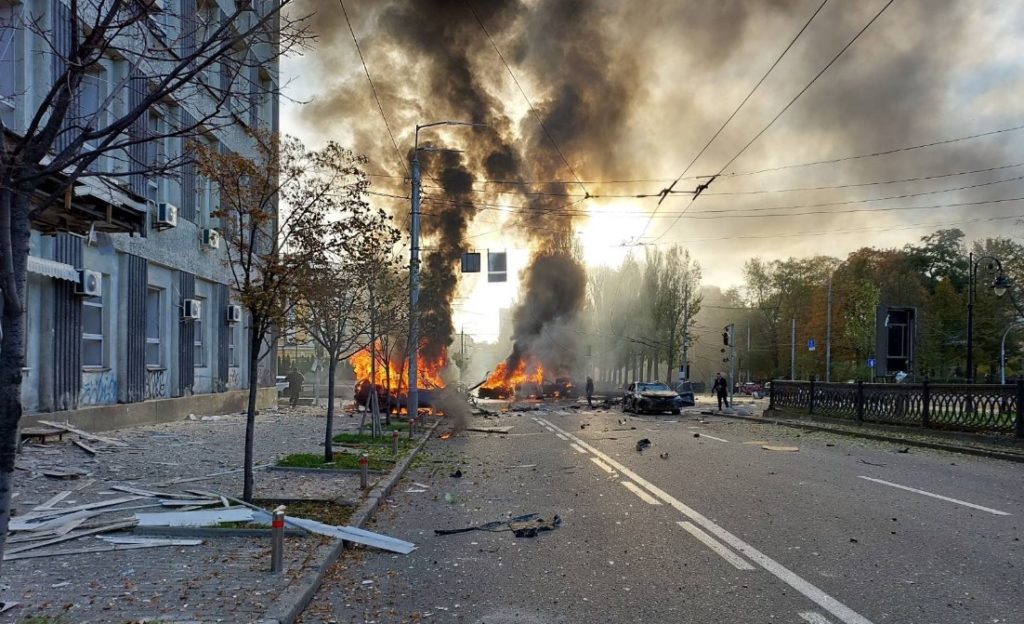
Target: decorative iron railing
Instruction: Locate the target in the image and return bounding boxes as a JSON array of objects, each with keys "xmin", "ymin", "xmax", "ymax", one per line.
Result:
[{"xmin": 769, "ymin": 379, "xmax": 1024, "ymax": 436}]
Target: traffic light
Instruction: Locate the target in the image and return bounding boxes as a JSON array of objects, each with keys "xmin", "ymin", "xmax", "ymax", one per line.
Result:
[{"xmin": 723, "ymin": 330, "xmax": 730, "ymax": 346}]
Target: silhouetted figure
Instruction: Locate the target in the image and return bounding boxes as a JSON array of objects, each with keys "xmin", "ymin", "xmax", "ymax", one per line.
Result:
[
  {"xmin": 286, "ymin": 368, "xmax": 304, "ymax": 407},
  {"xmin": 585, "ymin": 376, "xmax": 595, "ymax": 408},
  {"xmin": 713, "ymin": 372, "xmax": 729, "ymax": 411}
]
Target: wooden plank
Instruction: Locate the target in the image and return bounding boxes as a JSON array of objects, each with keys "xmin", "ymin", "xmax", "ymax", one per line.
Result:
[
  {"xmin": 36, "ymin": 420, "xmax": 127, "ymax": 447},
  {"xmin": 5, "ymin": 520, "xmax": 136, "ymax": 555},
  {"xmin": 72, "ymin": 439, "xmax": 98, "ymax": 455},
  {"xmin": 4, "ymin": 541, "xmax": 200, "ymax": 561},
  {"xmin": 33, "ymin": 491, "xmax": 72, "ymax": 511}
]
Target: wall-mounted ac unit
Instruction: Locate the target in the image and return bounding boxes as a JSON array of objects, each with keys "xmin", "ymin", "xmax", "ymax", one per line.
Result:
[
  {"xmin": 155, "ymin": 202, "xmax": 178, "ymax": 230},
  {"xmin": 226, "ymin": 304, "xmax": 242, "ymax": 324},
  {"xmin": 202, "ymin": 228, "xmax": 221, "ymax": 250},
  {"xmin": 182, "ymin": 298, "xmax": 202, "ymax": 320},
  {"xmin": 75, "ymin": 269, "xmax": 102, "ymax": 297}
]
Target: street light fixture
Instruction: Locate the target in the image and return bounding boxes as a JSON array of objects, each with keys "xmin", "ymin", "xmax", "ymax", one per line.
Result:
[
  {"xmin": 966, "ymin": 252, "xmax": 1009, "ymax": 383},
  {"xmin": 408, "ymin": 120, "xmax": 487, "ymax": 422}
]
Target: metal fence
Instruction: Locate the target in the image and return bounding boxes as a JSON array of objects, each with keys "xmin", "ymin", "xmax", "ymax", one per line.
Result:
[{"xmin": 770, "ymin": 379, "xmax": 1024, "ymax": 436}]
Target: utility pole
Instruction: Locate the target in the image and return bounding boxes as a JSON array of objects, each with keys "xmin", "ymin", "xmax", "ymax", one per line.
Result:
[
  {"xmin": 790, "ymin": 318, "xmax": 796, "ymax": 380},
  {"xmin": 746, "ymin": 318, "xmax": 751, "ymax": 382},
  {"xmin": 728, "ymin": 324, "xmax": 736, "ymax": 406},
  {"xmin": 408, "ymin": 146, "xmax": 421, "ymax": 421},
  {"xmin": 680, "ymin": 334, "xmax": 690, "ymax": 383},
  {"xmin": 825, "ymin": 277, "xmax": 832, "ymax": 383}
]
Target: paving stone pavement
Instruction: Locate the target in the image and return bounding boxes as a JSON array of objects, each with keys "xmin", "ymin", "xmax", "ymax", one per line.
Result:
[{"xmin": 2, "ymin": 405, "xmax": 400, "ymax": 623}]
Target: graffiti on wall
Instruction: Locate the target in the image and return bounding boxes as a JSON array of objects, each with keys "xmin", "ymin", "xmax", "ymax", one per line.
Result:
[
  {"xmin": 79, "ymin": 371, "xmax": 117, "ymax": 406},
  {"xmin": 228, "ymin": 367, "xmax": 241, "ymax": 390},
  {"xmin": 144, "ymin": 369, "xmax": 168, "ymax": 400}
]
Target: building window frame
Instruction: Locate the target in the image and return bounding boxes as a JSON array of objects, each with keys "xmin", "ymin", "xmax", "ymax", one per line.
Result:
[
  {"xmin": 81, "ymin": 278, "xmax": 105, "ymax": 369},
  {"xmin": 193, "ymin": 296, "xmax": 206, "ymax": 368},
  {"xmin": 145, "ymin": 287, "xmax": 162, "ymax": 369}
]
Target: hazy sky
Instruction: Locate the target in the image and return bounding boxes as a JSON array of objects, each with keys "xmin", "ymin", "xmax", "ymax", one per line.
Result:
[{"xmin": 280, "ymin": 0, "xmax": 1024, "ymax": 341}]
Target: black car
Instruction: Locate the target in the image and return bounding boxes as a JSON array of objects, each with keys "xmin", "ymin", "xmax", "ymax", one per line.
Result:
[{"xmin": 623, "ymin": 381, "xmax": 682, "ymax": 415}]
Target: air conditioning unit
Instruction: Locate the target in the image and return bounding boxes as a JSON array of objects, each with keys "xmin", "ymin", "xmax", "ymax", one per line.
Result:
[
  {"xmin": 202, "ymin": 228, "xmax": 221, "ymax": 250},
  {"xmin": 182, "ymin": 298, "xmax": 202, "ymax": 320},
  {"xmin": 155, "ymin": 202, "xmax": 178, "ymax": 230},
  {"xmin": 226, "ymin": 304, "xmax": 242, "ymax": 324},
  {"xmin": 75, "ymin": 269, "xmax": 102, "ymax": 297}
]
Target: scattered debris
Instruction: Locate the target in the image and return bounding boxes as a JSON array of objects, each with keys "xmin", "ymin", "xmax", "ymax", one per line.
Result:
[
  {"xmin": 510, "ymin": 515, "xmax": 561, "ymax": 538},
  {"xmin": 858, "ymin": 459, "xmax": 887, "ymax": 467},
  {"xmin": 435, "ymin": 512, "xmax": 560, "ymax": 539},
  {"xmin": 37, "ymin": 420, "xmax": 127, "ymax": 447},
  {"xmin": 635, "ymin": 439, "xmax": 651, "ymax": 452},
  {"xmin": 71, "ymin": 439, "xmax": 98, "ymax": 456},
  {"xmin": 42, "ymin": 469, "xmax": 85, "ymax": 480},
  {"xmin": 761, "ymin": 445, "xmax": 799, "ymax": 452},
  {"xmin": 439, "ymin": 432, "xmax": 453, "ymax": 440},
  {"xmin": 659, "ymin": 452, "xmax": 669, "ymax": 460},
  {"xmin": 505, "ymin": 464, "xmax": 537, "ymax": 469},
  {"xmin": 465, "ymin": 426, "xmax": 512, "ymax": 434},
  {"xmin": 4, "ymin": 520, "xmax": 137, "ymax": 558},
  {"xmin": 0, "ymin": 602, "xmax": 19, "ymax": 614},
  {"xmin": 33, "ymin": 491, "xmax": 72, "ymax": 511},
  {"xmin": 693, "ymin": 433, "xmax": 701, "ymax": 438},
  {"xmin": 444, "ymin": 493, "xmax": 456, "ymax": 504},
  {"xmin": 135, "ymin": 507, "xmax": 253, "ymax": 527},
  {"xmin": 895, "ymin": 447, "xmax": 910, "ymax": 454},
  {"xmin": 97, "ymin": 536, "xmax": 203, "ymax": 546},
  {"xmin": 826, "ymin": 443, "xmax": 835, "ymax": 447},
  {"xmin": 250, "ymin": 512, "xmax": 415, "ymax": 554},
  {"xmin": 449, "ymin": 469, "xmax": 463, "ymax": 479},
  {"xmin": 404, "ymin": 488, "xmax": 428, "ymax": 494},
  {"xmin": 413, "ymin": 482, "xmax": 431, "ymax": 489}
]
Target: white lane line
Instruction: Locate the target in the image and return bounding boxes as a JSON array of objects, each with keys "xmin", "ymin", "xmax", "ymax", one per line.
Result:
[
  {"xmin": 695, "ymin": 433, "xmax": 729, "ymax": 443},
  {"xmin": 800, "ymin": 612, "xmax": 836, "ymax": 624},
  {"xmin": 590, "ymin": 457, "xmax": 617, "ymax": 474},
  {"xmin": 621, "ymin": 481, "xmax": 662, "ymax": 505},
  {"xmin": 858, "ymin": 476, "xmax": 1011, "ymax": 516},
  {"xmin": 537, "ymin": 418, "xmax": 874, "ymax": 624},
  {"xmin": 676, "ymin": 521, "xmax": 754, "ymax": 570},
  {"xmin": 554, "ymin": 432, "xmax": 568, "ymax": 441},
  {"xmin": 570, "ymin": 443, "xmax": 588, "ymax": 454}
]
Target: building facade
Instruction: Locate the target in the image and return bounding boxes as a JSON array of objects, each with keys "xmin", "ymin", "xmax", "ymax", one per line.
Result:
[{"xmin": 2, "ymin": 0, "xmax": 280, "ymax": 424}]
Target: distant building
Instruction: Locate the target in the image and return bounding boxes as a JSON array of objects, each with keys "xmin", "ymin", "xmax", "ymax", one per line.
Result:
[{"xmin": 4, "ymin": 0, "xmax": 280, "ymax": 425}]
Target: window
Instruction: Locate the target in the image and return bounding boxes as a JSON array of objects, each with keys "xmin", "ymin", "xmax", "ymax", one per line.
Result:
[
  {"xmin": 79, "ymin": 69, "xmax": 105, "ymax": 127},
  {"xmin": 193, "ymin": 296, "xmax": 206, "ymax": 367},
  {"xmin": 145, "ymin": 288, "xmax": 162, "ymax": 367},
  {"xmin": 0, "ymin": 3, "xmax": 19, "ymax": 104},
  {"xmin": 227, "ymin": 317, "xmax": 238, "ymax": 367},
  {"xmin": 82, "ymin": 278, "xmax": 105, "ymax": 368}
]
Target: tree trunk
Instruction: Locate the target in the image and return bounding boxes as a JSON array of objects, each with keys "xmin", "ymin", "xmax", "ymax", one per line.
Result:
[
  {"xmin": 0, "ymin": 191, "xmax": 32, "ymax": 570},
  {"xmin": 383, "ymin": 360, "xmax": 392, "ymax": 427},
  {"xmin": 242, "ymin": 323, "xmax": 261, "ymax": 502},
  {"xmin": 323, "ymin": 355, "xmax": 338, "ymax": 462}
]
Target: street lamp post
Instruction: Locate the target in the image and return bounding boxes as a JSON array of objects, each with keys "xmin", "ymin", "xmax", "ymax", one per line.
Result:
[
  {"xmin": 408, "ymin": 120, "xmax": 485, "ymax": 422},
  {"xmin": 1000, "ymin": 319, "xmax": 1024, "ymax": 384},
  {"xmin": 966, "ymin": 252, "xmax": 1010, "ymax": 383}
]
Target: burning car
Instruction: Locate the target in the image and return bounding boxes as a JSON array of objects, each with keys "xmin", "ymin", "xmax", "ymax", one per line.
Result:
[
  {"xmin": 543, "ymin": 376, "xmax": 577, "ymax": 399},
  {"xmin": 623, "ymin": 381, "xmax": 683, "ymax": 415}
]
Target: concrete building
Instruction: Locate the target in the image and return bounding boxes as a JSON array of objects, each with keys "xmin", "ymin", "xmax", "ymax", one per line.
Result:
[{"xmin": 2, "ymin": 0, "xmax": 279, "ymax": 428}]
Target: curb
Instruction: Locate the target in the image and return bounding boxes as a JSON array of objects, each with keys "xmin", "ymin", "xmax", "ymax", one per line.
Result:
[
  {"xmin": 713, "ymin": 411, "xmax": 1024, "ymax": 464},
  {"xmin": 266, "ymin": 465, "xmax": 387, "ymax": 476},
  {"xmin": 262, "ymin": 419, "xmax": 441, "ymax": 624}
]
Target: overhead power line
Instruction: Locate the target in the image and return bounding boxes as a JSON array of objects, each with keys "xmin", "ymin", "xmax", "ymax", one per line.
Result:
[
  {"xmin": 339, "ymin": 0, "xmax": 408, "ymax": 176},
  {"xmin": 463, "ymin": 0, "xmax": 590, "ymax": 199},
  {"xmin": 652, "ymin": 0, "xmax": 896, "ymax": 242}
]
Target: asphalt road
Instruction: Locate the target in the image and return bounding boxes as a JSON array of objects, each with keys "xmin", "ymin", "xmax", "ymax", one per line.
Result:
[{"xmin": 300, "ymin": 402, "xmax": 1023, "ymax": 624}]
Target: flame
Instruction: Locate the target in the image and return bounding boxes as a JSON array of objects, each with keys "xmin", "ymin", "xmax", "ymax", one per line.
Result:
[
  {"xmin": 482, "ymin": 358, "xmax": 545, "ymax": 394},
  {"xmin": 349, "ymin": 341, "xmax": 446, "ymax": 392}
]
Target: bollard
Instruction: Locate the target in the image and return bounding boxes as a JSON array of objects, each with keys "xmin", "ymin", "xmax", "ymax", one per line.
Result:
[
  {"xmin": 270, "ymin": 506, "xmax": 285, "ymax": 574},
  {"xmin": 359, "ymin": 453, "xmax": 369, "ymax": 489},
  {"xmin": 392, "ymin": 429, "xmax": 400, "ymax": 458}
]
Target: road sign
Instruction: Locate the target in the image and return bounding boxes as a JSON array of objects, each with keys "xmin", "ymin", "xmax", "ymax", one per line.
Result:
[
  {"xmin": 867, "ymin": 358, "xmax": 876, "ymax": 369},
  {"xmin": 808, "ymin": 339, "xmax": 816, "ymax": 351}
]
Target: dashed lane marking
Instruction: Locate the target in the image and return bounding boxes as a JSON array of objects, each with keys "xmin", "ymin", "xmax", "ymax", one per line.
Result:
[
  {"xmin": 590, "ymin": 457, "xmax": 616, "ymax": 474},
  {"xmin": 858, "ymin": 476, "xmax": 1011, "ymax": 516},
  {"xmin": 676, "ymin": 521, "xmax": 754, "ymax": 570},
  {"xmin": 570, "ymin": 443, "xmax": 588, "ymax": 454},
  {"xmin": 800, "ymin": 612, "xmax": 836, "ymax": 624},
  {"xmin": 695, "ymin": 433, "xmax": 729, "ymax": 443},
  {"xmin": 554, "ymin": 433, "xmax": 568, "ymax": 441},
  {"xmin": 537, "ymin": 417, "xmax": 874, "ymax": 624},
  {"xmin": 621, "ymin": 481, "xmax": 662, "ymax": 505}
]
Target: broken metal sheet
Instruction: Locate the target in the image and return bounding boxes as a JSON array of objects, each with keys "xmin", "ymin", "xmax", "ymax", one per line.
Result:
[
  {"xmin": 96, "ymin": 536, "xmax": 203, "ymax": 546},
  {"xmin": 134, "ymin": 507, "xmax": 253, "ymax": 527},
  {"xmin": 11, "ymin": 495, "xmax": 144, "ymax": 525},
  {"xmin": 435, "ymin": 513, "xmax": 541, "ymax": 536},
  {"xmin": 33, "ymin": 491, "xmax": 72, "ymax": 511},
  {"xmin": 159, "ymin": 499, "xmax": 222, "ymax": 507},
  {"xmin": 36, "ymin": 420, "xmax": 127, "ymax": 447},
  {"xmin": 4, "ymin": 520, "xmax": 137, "ymax": 557},
  {"xmin": 249, "ymin": 511, "xmax": 415, "ymax": 554},
  {"xmin": 4, "ymin": 541, "xmax": 200, "ymax": 561},
  {"xmin": 762, "ymin": 445, "xmax": 800, "ymax": 452}
]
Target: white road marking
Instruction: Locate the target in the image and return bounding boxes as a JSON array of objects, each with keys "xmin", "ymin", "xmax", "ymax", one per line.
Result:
[
  {"xmin": 858, "ymin": 476, "xmax": 1011, "ymax": 516},
  {"xmin": 621, "ymin": 481, "xmax": 662, "ymax": 505},
  {"xmin": 590, "ymin": 457, "xmax": 616, "ymax": 474},
  {"xmin": 695, "ymin": 433, "xmax": 729, "ymax": 443},
  {"xmin": 554, "ymin": 433, "xmax": 568, "ymax": 441},
  {"xmin": 800, "ymin": 612, "xmax": 836, "ymax": 624},
  {"xmin": 676, "ymin": 521, "xmax": 754, "ymax": 570},
  {"xmin": 570, "ymin": 443, "xmax": 588, "ymax": 454},
  {"xmin": 536, "ymin": 418, "xmax": 874, "ymax": 624}
]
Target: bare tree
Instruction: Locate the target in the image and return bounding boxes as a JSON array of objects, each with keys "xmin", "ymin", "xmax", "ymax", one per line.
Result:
[
  {"xmin": 0, "ymin": 0, "xmax": 310, "ymax": 566},
  {"xmin": 195, "ymin": 134, "xmax": 376, "ymax": 501},
  {"xmin": 292, "ymin": 161, "xmax": 401, "ymax": 461}
]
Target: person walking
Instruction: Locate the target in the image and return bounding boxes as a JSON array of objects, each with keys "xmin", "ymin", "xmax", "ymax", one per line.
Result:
[
  {"xmin": 585, "ymin": 376, "xmax": 595, "ymax": 408},
  {"xmin": 286, "ymin": 367, "xmax": 305, "ymax": 408},
  {"xmin": 713, "ymin": 372, "xmax": 729, "ymax": 411}
]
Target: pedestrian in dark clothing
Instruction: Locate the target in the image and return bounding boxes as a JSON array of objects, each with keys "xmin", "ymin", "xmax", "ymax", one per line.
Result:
[
  {"xmin": 286, "ymin": 368, "xmax": 304, "ymax": 407},
  {"xmin": 713, "ymin": 372, "xmax": 729, "ymax": 410},
  {"xmin": 585, "ymin": 376, "xmax": 595, "ymax": 408}
]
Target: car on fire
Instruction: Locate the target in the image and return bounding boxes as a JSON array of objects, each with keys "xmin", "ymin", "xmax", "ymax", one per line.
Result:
[
  {"xmin": 354, "ymin": 379, "xmax": 392, "ymax": 409},
  {"xmin": 543, "ymin": 376, "xmax": 577, "ymax": 399},
  {"xmin": 623, "ymin": 381, "xmax": 683, "ymax": 415}
]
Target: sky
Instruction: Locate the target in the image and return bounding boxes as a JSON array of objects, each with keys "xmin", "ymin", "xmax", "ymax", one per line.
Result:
[{"xmin": 279, "ymin": 0, "xmax": 1024, "ymax": 342}]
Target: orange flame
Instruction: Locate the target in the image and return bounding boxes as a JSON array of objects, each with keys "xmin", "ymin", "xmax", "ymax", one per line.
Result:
[
  {"xmin": 482, "ymin": 358, "xmax": 545, "ymax": 392},
  {"xmin": 349, "ymin": 341, "xmax": 446, "ymax": 392}
]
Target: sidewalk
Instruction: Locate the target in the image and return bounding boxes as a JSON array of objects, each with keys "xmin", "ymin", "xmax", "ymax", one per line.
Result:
[{"xmin": 2, "ymin": 406, "xmax": 427, "ymax": 623}]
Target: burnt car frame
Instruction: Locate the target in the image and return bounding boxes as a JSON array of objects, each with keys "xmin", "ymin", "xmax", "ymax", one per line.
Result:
[{"xmin": 623, "ymin": 381, "xmax": 683, "ymax": 415}]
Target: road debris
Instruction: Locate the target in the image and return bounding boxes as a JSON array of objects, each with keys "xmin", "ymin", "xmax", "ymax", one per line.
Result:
[
  {"xmin": 449, "ymin": 469, "xmax": 463, "ymax": 479},
  {"xmin": 434, "ymin": 512, "xmax": 561, "ymax": 539},
  {"xmin": 659, "ymin": 452, "xmax": 669, "ymax": 460},
  {"xmin": 135, "ymin": 507, "xmax": 254, "ymax": 527},
  {"xmin": 439, "ymin": 432, "xmax": 453, "ymax": 440},
  {"xmin": 895, "ymin": 447, "xmax": 910, "ymax": 453},
  {"xmin": 635, "ymin": 439, "xmax": 651, "ymax": 452},
  {"xmin": 250, "ymin": 512, "xmax": 415, "ymax": 554},
  {"xmin": 762, "ymin": 445, "xmax": 799, "ymax": 452},
  {"xmin": 858, "ymin": 459, "xmax": 887, "ymax": 467},
  {"xmin": 37, "ymin": 420, "xmax": 127, "ymax": 447},
  {"xmin": 465, "ymin": 426, "xmax": 512, "ymax": 434}
]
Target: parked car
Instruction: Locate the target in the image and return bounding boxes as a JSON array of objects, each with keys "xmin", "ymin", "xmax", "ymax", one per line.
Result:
[
  {"xmin": 738, "ymin": 382, "xmax": 763, "ymax": 396},
  {"xmin": 623, "ymin": 381, "xmax": 683, "ymax": 415}
]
